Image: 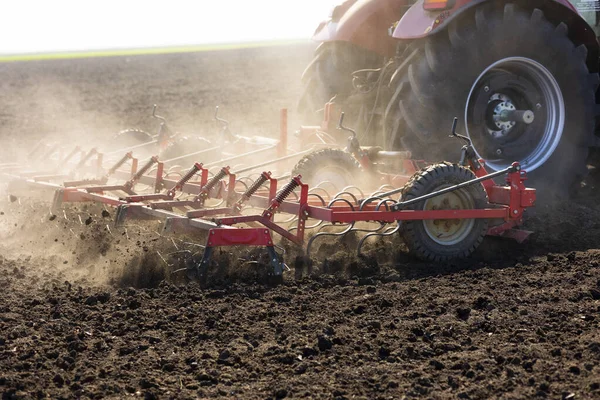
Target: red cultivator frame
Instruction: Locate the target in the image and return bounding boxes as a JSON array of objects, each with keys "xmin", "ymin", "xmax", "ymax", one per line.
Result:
[{"xmin": 2, "ymin": 108, "xmax": 535, "ymax": 285}]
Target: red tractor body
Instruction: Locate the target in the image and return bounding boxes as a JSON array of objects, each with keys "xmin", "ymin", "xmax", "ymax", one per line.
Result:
[{"xmin": 313, "ymin": 0, "xmax": 599, "ymax": 68}]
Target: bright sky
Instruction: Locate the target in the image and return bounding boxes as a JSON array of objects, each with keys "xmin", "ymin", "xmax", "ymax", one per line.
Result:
[{"xmin": 0, "ymin": 0, "xmax": 341, "ymax": 54}]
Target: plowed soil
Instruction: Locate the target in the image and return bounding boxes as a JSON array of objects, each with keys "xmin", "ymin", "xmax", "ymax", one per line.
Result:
[{"xmin": 1, "ymin": 43, "xmax": 600, "ymax": 399}]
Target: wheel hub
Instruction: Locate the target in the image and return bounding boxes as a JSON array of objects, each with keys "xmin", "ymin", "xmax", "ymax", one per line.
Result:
[
  {"xmin": 489, "ymin": 94, "xmax": 516, "ymax": 137},
  {"xmin": 423, "ymin": 189, "xmax": 475, "ymax": 246},
  {"xmin": 465, "ymin": 57, "xmax": 564, "ymax": 172}
]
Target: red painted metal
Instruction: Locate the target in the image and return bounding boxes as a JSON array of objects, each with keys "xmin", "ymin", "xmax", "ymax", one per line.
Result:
[
  {"xmin": 196, "ymin": 161, "xmax": 534, "ymax": 254},
  {"xmin": 154, "ymin": 162, "xmax": 164, "ymax": 193},
  {"xmin": 393, "ymin": 0, "xmax": 593, "ymax": 46},
  {"xmin": 312, "ymin": 1, "xmax": 596, "ymax": 70},
  {"xmin": 206, "ymin": 228, "xmax": 274, "ymax": 247},
  {"xmin": 312, "ymin": 0, "xmax": 407, "ymax": 56}
]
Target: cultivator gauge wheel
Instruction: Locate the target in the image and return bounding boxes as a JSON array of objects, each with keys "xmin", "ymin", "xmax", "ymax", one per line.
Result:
[
  {"xmin": 112, "ymin": 129, "xmax": 154, "ymax": 149},
  {"xmin": 400, "ymin": 163, "xmax": 489, "ymax": 262},
  {"xmin": 291, "ymin": 148, "xmax": 362, "ymax": 191}
]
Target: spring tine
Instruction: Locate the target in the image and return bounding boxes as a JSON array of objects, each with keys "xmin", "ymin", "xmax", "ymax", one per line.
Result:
[
  {"xmin": 359, "ymin": 196, "xmax": 383, "ymax": 211},
  {"xmin": 319, "ymin": 197, "xmax": 354, "ymax": 232},
  {"xmin": 371, "ymin": 184, "xmax": 395, "ymax": 196},
  {"xmin": 308, "ymin": 186, "xmax": 331, "ymax": 200},
  {"xmin": 340, "ymin": 185, "xmax": 365, "ymax": 199},
  {"xmin": 313, "ymin": 180, "xmax": 339, "ymax": 193},
  {"xmin": 308, "ymin": 192, "xmax": 326, "ymax": 206},
  {"xmin": 357, "ymin": 223, "xmax": 402, "ymax": 256},
  {"xmin": 333, "ymin": 191, "xmax": 360, "ymax": 205},
  {"xmin": 235, "ymin": 179, "xmax": 249, "ymax": 193},
  {"xmin": 356, "ymin": 199, "xmax": 402, "ymax": 255},
  {"xmin": 328, "ymin": 196, "xmax": 387, "ymax": 236},
  {"xmin": 306, "ymin": 198, "xmax": 357, "ymax": 256},
  {"xmin": 287, "ymin": 193, "xmax": 326, "ymax": 232},
  {"xmin": 307, "ymin": 223, "xmax": 356, "ymax": 258},
  {"xmin": 237, "ymin": 176, "xmax": 255, "ymax": 187}
]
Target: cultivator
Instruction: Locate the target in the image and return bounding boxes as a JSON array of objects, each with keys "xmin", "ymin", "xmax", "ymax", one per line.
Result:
[{"xmin": 1, "ymin": 106, "xmax": 536, "ymax": 284}]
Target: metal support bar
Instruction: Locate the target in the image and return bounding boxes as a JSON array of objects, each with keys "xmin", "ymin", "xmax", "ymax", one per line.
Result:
[{"xmin": 389, "ymin": 164, "xmax": 518, "ymax": 211}]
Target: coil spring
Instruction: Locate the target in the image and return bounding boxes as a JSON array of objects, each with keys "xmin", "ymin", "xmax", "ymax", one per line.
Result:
[
  {"xmin": 203, "ymin": 167, "xmax": 228, "ymax": 192},
  {"xmin": 133, "ymin": 156, "xmax": 158, "ymax": 180},
  {"xmin": 107, "ymin": 152, "xmax": 131, "ymax": 176},
  {"xmin": 275, "ymin": 177, "xmax": 300, "ymax": 203},
  {"xmin": 243, "ymin": 173, "xmax": 269, "ymax": 198},
  {"xmin": 178, "ymin": 164, "xmax": 201, "ymax": 187}
]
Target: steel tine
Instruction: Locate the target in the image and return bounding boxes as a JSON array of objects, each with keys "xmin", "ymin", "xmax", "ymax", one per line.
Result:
[{"xmin": 357, "ymin": 222, "xmax": 402, "ymax": 256}]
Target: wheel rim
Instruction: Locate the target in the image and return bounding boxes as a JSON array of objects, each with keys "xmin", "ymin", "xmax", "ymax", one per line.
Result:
[
  {"xmin": 422, "ymin": 186, "xmax": 475, "ymax": 246},
  {"xmin": 465, "ymin": 57, "xmax": 564, "ymax": 172}
]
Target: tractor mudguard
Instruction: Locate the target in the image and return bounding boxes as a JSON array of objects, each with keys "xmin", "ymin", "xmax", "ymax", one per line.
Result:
[
  {"xmin": 393, "ymin": 0, "xmax": 599, "ymax": 71},
  {"xmin": 312, "ymin": 0, "xmax": 411, "ymax": 57}
]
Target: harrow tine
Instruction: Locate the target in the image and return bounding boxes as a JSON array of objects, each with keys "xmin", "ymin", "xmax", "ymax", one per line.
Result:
[
  {"xmin": 313, "ymin": 180, "xmax": 340, "ymax": 193},
  {"xmin": 340, "ymin": 185, "xmax": 365, "ymax": 200},
  {"xmin": 355, "ymin": 198, "xmax": 401, "ymax": 255},
  {"xmin": 308, "ymin": 186, "xmax": 332, "ymax": 199},
  {"xmin": 333, "ymin": 191, "xmax": 360, "ymax": 205},
  {"xmin": 307, "ymin": 198, "xmax": 357, "ymax": 257},
  {"xmin": 357, "ymin": 223, "xmax": 402, "ymax": 256},
  {"xmin": 289, "ymin": 192, "xmax": 327, "ymax": 232},
  {"xmin": 317, "ymin": 196, "xmax": 357, "ymax": 233}
]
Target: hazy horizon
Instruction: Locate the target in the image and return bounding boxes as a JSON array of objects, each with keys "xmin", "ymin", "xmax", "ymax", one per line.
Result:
[{"xmin": 0, "ymin": 0, "xmax": 340, "ymax": 55}]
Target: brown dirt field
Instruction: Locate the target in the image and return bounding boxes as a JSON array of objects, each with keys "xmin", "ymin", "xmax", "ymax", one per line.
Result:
[{"xmin": 1, "ymin": 43, "xmax": 600, "ymax": 399}]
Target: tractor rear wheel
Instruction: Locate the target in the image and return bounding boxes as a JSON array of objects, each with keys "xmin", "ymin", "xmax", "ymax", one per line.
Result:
[
  {"xmin": 112, "ymin": 129, "xmax": 153, "ymax": 148},
  {"xmin": 400, "ymin": 163, "xmax": 489, "ymax": 262},
  {"xmin": 386, "ymin": 3, "xmax": 598, "ymax": 195}
]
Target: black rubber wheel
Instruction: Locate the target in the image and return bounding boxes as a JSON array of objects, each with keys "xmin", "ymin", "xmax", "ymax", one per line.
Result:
[
  {"xmin": 292, "ymin": 148, "xmax": 362, "ymax": 190},
  {"xmin": 112, "ymin": 129, "xmax": 153, "ymax": 148},
  {"xmin": 400, "ymin": 163, "xmax": 489, "ymax": 262},
  {"xmin": 299, "ymin": 42, "xmax": 382, "ymax": 118},
  {"xmin": 386, "ymin": 3, "xmax": 598, "ymax": 195}
]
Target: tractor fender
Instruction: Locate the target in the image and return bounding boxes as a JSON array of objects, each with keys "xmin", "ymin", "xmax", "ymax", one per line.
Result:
[
  {"xmin": 393, "ymin": 0, "xmax": 599, "ymax": 72},
  {"xmin": 312, "ymin": 0, "xmax": 410, "ymax": 57}
]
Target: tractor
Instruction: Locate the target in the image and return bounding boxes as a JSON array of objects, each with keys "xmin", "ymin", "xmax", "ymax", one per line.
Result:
[{"xmin": 299, "ymin": 0, "xmax": 600, "ymax": 194}]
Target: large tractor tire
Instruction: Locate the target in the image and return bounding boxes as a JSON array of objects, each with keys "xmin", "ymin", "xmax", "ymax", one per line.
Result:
[
  {"xmin": 400, "ymin": 163, "xmax": 489, "ymax": 262},
  {"xmin": 299, "ymin": 42, "xmax": 382, "ymax": 118},
  {"xmin": 386, "ymin": 3, "xmax": 598, "ymax": 194}
]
